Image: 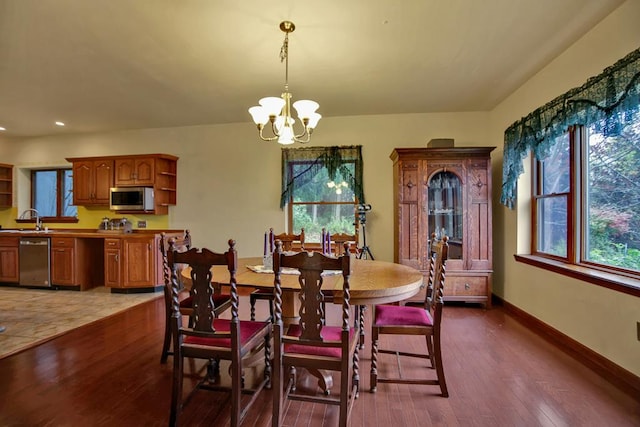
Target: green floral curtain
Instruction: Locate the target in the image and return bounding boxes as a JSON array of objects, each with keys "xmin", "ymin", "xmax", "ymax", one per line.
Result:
[
  {"xmin": 280, "ymin": 145, "xmax": 364, "ymax": 208},
  {"xmin": 501, "ymin": 47, "xmax": 640, "ymax": 209}
]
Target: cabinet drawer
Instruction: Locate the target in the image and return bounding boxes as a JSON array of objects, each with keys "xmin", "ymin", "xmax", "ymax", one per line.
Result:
[
  {"xmin": 52, "ymin": 237, "xmax": 75, "ymax": 248},
  {"xmin": 446, "ymin": 275, "xmax": 487, "ymax": 296},
  {"xmin": 0, "ymin": 237, "xmax": 19, "ymax": 247},
  {"xmin": 105, "ymin": 238, "xmax": 121, "ymax": 249}
]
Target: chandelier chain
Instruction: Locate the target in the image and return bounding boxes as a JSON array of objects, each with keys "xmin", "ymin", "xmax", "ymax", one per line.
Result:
[{"xmin": 280, "ymin": 33, "xmax": 289, "ymax": 88}]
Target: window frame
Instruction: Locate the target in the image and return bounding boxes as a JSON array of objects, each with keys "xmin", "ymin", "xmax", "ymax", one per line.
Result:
[
  {"xmin": 285, "ymin": 159, "xmax": 358, "ymax": 239},
  {"xmin": 526, "ymin": 125, "xmax": 640, "ymax": 297},
  {"xmin": 17, "ymin": 168, "xmax": 78, "ymax": 224}
]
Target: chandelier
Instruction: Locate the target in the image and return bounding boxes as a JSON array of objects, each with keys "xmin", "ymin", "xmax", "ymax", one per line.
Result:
[
  {"xmin": 248, "ymin": 21, "xmax": 321, "ymax": 145},
  {"xmin": 327, "ymin": 180, "xmax": 348, "ymax": 194}
]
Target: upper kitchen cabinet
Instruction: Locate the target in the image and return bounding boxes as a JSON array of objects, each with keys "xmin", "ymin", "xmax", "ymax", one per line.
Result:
[
  {"xmin": 115, "ymin": 157, "xmax": 155, "ymax": 186},
  {"xmin": 70, "ymin": 159, "xmax": 114, "ymax": 206},
  {"xmin": 390, "ymin": 147, "xmax": 495, "ymax": 308},
  {"xmin": 0, "ymin": 163, "xmax": 13, "ymax": 208},
  {"xmin": 67, "ymin": 154, "xmax": 178, "ymax": 214}
]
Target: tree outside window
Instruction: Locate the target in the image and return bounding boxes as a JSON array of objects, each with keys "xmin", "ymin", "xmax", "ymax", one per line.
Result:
[
  {"xmin": 31, "ymin": 169, "xmax": 77, "ymax": 220},
  {"xmin": 533, "ymin": 114, "xmax": 640, "ymax": 273},
  {"xmin": 281, "ymin": 146, "xmax": 364, "ymax": 243}
]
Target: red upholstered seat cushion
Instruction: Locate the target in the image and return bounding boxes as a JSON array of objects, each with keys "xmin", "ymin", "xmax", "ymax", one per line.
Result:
[
  {"xmin": 213, "ymin": 293, "xmax": 231, "ymax": 306},
  {"xmin": 373, "ymin": 304, "xmax": 433, "ymax": 327},
  {"xmin": 183, "ymin": 318, "xmax": 267, "ymax": 348},
  {"xmin": 283, "ymin": 324, "xmax": 355, "ymax": 358},
  {"xmin": 179, "ymin": 295, "xmax": 193, "ymax": 308}
]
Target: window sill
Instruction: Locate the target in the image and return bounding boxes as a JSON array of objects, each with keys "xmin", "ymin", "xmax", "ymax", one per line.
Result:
[
  {"xmin": 16, "ymin": 217, "xmax": 79, "ymax": 224},
  {"xmin": 514, "ymin": 254, "xmax": 640, "ymax": 297}
]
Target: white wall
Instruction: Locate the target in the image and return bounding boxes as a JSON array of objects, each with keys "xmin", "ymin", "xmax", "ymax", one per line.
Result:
[
  {"xmin": 489, "ymin": 0, "xmax": 640, "ymax": 377},
  {"xmin": 0, "ymin": 112, "xmax": 491, "ymax": 262}
]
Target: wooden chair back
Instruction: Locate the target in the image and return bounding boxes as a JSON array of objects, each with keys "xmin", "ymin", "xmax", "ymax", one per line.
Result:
[
  {"xmin": 268, "ymin": 228, "xmax": 305, "ymax": 252},
  {"xmin": 425, "ymin": 234, "xmax": 448, "ymax": 313},
  {"xmin": 168, "ymin": 239, "xmax": 238, "ymax": 337},
  {"xmin": 160, "ymin": 230, "xmax": 191, "ymax": 288},
  {"xmin": 159, "ymin": 230, "xmax": 191, "ymax": 363},
  {"xmin": 322, "ymin": 229, "xmax": 358, "ymax": 256},
  {"xmin": 272, "ymin": 240, "xmax": 359, "ymax": 426}
]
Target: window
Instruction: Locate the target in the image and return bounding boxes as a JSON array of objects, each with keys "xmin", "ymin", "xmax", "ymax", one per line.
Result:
[
  {"xmin": 31, "ymin": 169, "xmax": 77, "ymax": 221},
  {"xmin": 533, "ymin": 115, "xmax": 640, "ymax": 276},
  {"xmin": 533, "ymin": 132, "xmax": 571, "ymax": 258},
  {"xmin": 281, "ymin": 146, "xmax": 364, "ymax": 243},
  {"xmin": 502, "ymin": 47, "xmax": 640, "ymax": 294}
]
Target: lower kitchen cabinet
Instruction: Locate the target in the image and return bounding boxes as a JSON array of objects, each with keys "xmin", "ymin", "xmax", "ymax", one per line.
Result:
[
  {"xmin": 0, "ymin": 237, "xmax": 19, "ymax": 283},
  {"xmin": 104, "ymin": 236, "xmax": 163, "ymax": 289},
  {"xmin": 104, "ymin": 239, "xmax": 121, "ymax": 287},
  {"xmin": 51, "ymin": 237, "xmax": 102, "ymax": 290}
]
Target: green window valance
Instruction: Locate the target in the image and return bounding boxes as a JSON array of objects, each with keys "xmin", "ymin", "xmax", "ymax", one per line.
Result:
[
  {"xmin": 281, "ymin": 145, "xmax": 365, "ymax": 208},
  {"xmin": 501, "ymin": 47, "xmax": 640, "ymax": 209}
]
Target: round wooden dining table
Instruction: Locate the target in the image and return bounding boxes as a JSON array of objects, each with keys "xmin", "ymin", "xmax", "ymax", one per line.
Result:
[
  {"xmin": 181, "ymin": 256, "xmax": 424, "ymax": 319},
  {"xmin": 181, "ymin": 256, "xmax": 423, "ymax": 393}
]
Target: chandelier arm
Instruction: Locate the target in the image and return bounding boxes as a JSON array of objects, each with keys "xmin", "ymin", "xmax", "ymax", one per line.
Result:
[
  {"xmin": 293, "ymin": 127, "xmax": 309, "ymax": 140},
  {"xmin": 293, "ymin": 129, "xmax": 311, "ymax": 143},
  {"xmin": 269, "ymin": 120, "xmax": 281, "ymax": 137},
  {"xmin": 259, "ymin": 125, "xmax": 279, "ymax": 142}
]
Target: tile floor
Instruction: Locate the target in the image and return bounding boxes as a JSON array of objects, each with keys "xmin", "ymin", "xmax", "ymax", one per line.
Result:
[{"xmin": 0, "ymin": 286, "xmax": 161, "ymax": 359}]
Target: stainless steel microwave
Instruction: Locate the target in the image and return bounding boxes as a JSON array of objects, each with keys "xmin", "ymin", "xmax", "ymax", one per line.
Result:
[{"xmin": 109, "ymin": 187, "xmax": 154, "ymax": 211}]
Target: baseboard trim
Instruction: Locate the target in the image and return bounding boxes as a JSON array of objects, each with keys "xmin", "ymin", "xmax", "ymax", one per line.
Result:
[{"xmin": 492, "ymin": 295, "xmax": 640, "ymax": 399}]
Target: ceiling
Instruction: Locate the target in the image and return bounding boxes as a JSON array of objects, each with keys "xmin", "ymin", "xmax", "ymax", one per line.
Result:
[{"xmin": 0, "ymin": 0, "xmax": 624, "ymax": 138}]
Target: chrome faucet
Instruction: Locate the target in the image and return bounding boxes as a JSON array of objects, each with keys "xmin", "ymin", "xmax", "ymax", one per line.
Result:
[{"xmin": 20, "ymin": 208, "xmax": 42, "ymax": 230}]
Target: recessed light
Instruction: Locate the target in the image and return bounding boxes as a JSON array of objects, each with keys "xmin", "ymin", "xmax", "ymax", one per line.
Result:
[
  {"xmin": 0, "ymin": 126, "xmax": 5, "ymax": 131},
  {"xmin": 55, "ymin": 121, "xmax": 65, "ymax": 127}
]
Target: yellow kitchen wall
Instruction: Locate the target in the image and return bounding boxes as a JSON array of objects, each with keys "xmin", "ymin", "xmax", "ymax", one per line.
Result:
[{"xmin": 489, "ymin": 0, "xmax": 640, "ymax": 377}]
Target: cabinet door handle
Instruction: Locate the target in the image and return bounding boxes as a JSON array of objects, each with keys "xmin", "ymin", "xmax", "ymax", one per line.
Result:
[
  {"xmin": 115, "ymin": 254, "xmax": 119, "ymax": 262},
  {"xmin": 464, "ymin": 283, "xmax": 470, "ymax": 290}
]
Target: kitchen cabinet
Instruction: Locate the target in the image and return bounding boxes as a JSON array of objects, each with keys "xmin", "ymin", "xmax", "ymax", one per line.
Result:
[
  {"xmin": 71, "ymin": 159, "xmax": 114, "ymax": 205},
  {"xmin": 51, "ymin": 237, "xmax": 102, "ymax": 290},
  {"xmin": 0, "ymin": 236, "xmax": 19, "ymax": 283},
  {"xmin": 115, "ymin": 157, "xmax": 155, "ymax": 186},
  {"xmin": 51, "ymin": 237, "xmax": 75, "ymax": 285},
  {"xmin": 104, "ymin": 236, "xmax": 160, "ymax": 289},
  {"xmin": 67, "ymin": 154, "xmax": 178, "ymax": 214},
  {"xmin": 0, "ymin": 163, "xmax": 13, "ymax": 208},
  {"xmin": 391, "ymin": 147, "xmax": 495, "ymax": 308},
  {"xmin": 104, "ymin": 238, "xmax": 122, "ymax": 287}
]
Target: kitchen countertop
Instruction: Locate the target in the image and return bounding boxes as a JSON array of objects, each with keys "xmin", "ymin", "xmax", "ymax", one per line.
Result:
[{"xmin": 0, "ymin": 229, "xmax": 184, "ymax": 238}]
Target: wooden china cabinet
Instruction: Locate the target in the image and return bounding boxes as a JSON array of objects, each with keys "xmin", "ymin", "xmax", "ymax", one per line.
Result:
[{"xmin": 390, "ymin": 146, "xmax": 495, "ymax": 308}]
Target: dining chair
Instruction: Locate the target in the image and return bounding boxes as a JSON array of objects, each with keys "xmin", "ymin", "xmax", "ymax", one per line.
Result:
[
  {"xmin": 271, "ymin": 240, "xmax": 359, "ymax": 427},
  {"xmin": 369, "ymin": 234, "xmax": 449, "ymax": 397},
  {"xmin": 250, "ymin": 228, "xmax": 305, "ymax": 321},
  {"xmin": 167, "ymin": 239, "xmax": 272, "ymax": 427},
  {"xmin": 159, "ymin": 231, "xmax": 231, "ymax": 364},
  {"xmin": 321, "ymin": 228, "xmax": 358, "ymax": 256},
  {"xmin": 321, "ymin": 228, "xmax": 366, "ymax": 349}
]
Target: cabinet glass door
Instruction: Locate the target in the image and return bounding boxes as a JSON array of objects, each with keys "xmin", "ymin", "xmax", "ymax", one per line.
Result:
[{"xmin": 428, "ymin": 171, "xmax": 462, "ymax": 259}]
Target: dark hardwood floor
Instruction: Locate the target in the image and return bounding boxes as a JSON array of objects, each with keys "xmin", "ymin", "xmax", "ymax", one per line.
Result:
[{"xmin": 0, "ymin": 294, "xmax": 638, "ymax": 426}]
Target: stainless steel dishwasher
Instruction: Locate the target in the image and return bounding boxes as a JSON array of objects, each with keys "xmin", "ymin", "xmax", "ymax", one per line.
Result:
[{"xmin": 19, "ymin": 237, "xmax": 51, "ymax": 287}]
